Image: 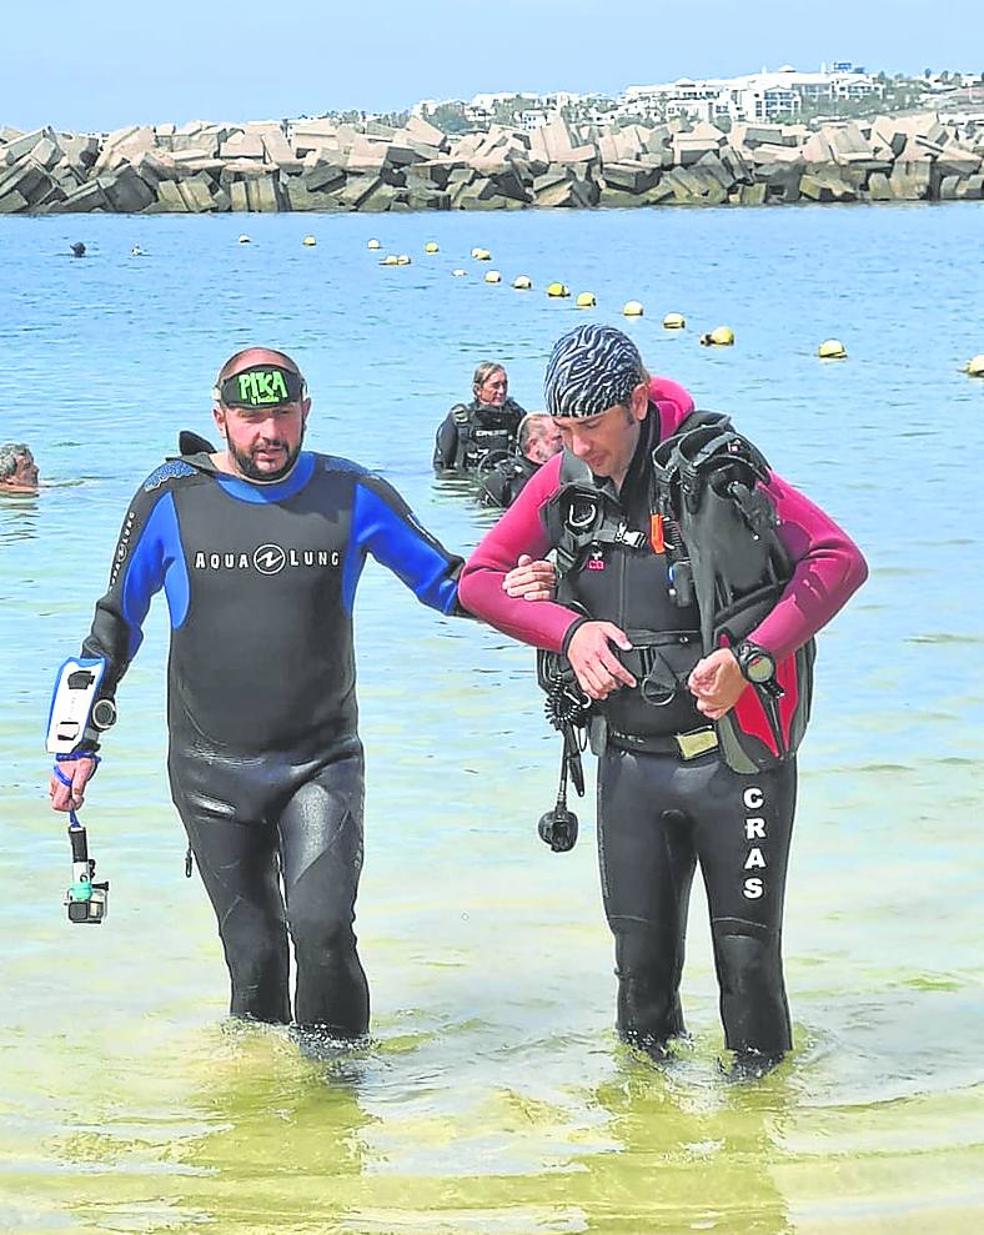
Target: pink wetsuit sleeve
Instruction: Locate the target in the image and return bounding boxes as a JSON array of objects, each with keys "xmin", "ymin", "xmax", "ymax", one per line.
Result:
[
  {"xmin": 458, "ymin": 453, "xmax": 582, "ymax": 651},
  {"xmin": 460, "ymin": 376, "xmax": 699, "ymax": 650},
  {"xmin": 752, "ymin": 473, "xmax": 868, "ymax": 660},
  {"xmin": 649, "ymin": 375, "xmax": 695, "ymax": 422}
]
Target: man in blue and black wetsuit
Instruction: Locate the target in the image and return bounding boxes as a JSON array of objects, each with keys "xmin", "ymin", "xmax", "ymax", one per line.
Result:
[{"xmin": 47, "ymin": 346, "xmax": 549, "ymax": 1036}]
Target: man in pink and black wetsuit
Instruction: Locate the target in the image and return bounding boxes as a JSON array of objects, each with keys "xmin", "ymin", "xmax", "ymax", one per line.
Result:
[{"xmin": 459, "ymin": 324, "xmax": 867, "ymax": 1073}]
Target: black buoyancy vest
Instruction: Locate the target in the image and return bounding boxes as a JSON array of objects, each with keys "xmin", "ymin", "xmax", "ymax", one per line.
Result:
[
  {"xmin": 543, "ymin": 411, "xmax": 814, "ymax": 771},
  {"xmin": 452, "ymin": 400, "xmax": 521, "ymax": 471},
  {"xmin": 478, "ymin": 454, "xmax": 538, "ymax": 508},
  {"xmin": 651, "ymin": 411, "xmax": 815, "ymax": 772},
  {"xmin": 544, "ymin": 447, "xmax": 705, "ymax": 743}
]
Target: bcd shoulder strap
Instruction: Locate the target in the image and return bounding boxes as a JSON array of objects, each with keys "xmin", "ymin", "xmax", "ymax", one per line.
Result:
[
  {"xmin": 653, "ymin": 411, "xmax": 816, "ymax": 772},
  {"xmin": 546, "ymin": 455, "xmax": 648, "ymax": 575}
]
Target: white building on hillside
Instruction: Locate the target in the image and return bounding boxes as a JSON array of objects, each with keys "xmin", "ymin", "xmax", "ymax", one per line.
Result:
[
  {"xmin": 517, "ymin": 109, "xmax": 554, "ymax": 131},
  {"xmin": 621, "ymin": 65, "xmax": 881, "ymax": 124},
  {"xmin": 469, "ymin": 92, "xmax": 538, "ymax": 112}
]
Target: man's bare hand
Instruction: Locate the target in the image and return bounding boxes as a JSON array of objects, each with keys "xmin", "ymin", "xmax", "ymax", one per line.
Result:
[
  {"xmin": 49, "ymin": 756, "xmax": 98, "ymax": 812},
  {"xmin": 502, "ymin": 553, "xmax": 557, "ymax": 601},
  {"xmin": 567, "ymin": 621, "xmax": 636, "ymax": 700},
  {"xmin": 688, "ymin": 648, "xmax": 746, "ymax": 719}
]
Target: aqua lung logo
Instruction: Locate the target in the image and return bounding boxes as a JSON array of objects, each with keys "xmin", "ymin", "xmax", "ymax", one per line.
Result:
[
  {"xmin": 742, "ymin": 786, "xmax": 767, "ymax": 900},
  {"xmin": 193, "ymin": 543, "xmax": 341, "ymax": 573},
  {"xmin": 254, "ymin": 544, "xmax": 287, "ymax": 575}
]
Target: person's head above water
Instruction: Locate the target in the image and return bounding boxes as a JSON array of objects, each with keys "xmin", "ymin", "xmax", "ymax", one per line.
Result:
[
  {"xmin": 0, "ymin": 442, "xmax": 39, "ymax": 494},
  {"xmin": 472, "ymin": 361, "xmax": 509, "ymax": 408},
  {"xmin": 517, "ymin": 413, "xmax": 562, "ymax": 465},
  {"xmin": 543, "ymin": 324, "xmax": 651, "ymax": 487},
  {"xmin": 211, "ymin": 347, "xmax": 311, "ymax": 483}
]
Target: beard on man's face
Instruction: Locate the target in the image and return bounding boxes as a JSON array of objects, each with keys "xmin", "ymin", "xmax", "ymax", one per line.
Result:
[{"xmin": 227, "ymin": 425, "xmax": 304, "ymax": 481}]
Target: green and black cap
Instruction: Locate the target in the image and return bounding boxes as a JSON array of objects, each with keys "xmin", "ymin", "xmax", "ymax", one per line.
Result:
[{"xmin": 213, "ymin": 364, "xmax": 306, "ymax": 409}]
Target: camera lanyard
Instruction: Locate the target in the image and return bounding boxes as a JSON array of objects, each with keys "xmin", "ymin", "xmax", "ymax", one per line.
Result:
[{"xmin": 53, "ymin": 757, "xmax": 195, "ymax": 881}]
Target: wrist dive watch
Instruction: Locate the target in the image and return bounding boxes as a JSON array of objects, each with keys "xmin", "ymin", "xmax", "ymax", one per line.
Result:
[{"xmin": 734, "ymin": 641, "xmax": 776, "ymax": 685}]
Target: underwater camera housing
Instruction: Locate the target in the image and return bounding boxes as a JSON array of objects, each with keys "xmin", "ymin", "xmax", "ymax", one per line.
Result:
[
  {"xmin": 65, "ymin": 823, "xmax": 109, "ymax": 924},
  {"xmin": 66, "ymin": 877, "xmax": 109, "ymax": 924}
]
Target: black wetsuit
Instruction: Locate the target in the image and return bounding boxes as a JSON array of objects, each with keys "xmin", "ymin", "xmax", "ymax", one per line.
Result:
[
  {"xmin": 520, "ymin": 411, "xmax": 797, "ymax": 1058},
  {"xmin": 461, "ymin": 364, "xmax": 866, "ymax": 1062},
  {"xmin": 78, "ymin": 450, "xmax": 461, "ymax": 1031},
  {"xmin": 597, "ymin": 747, "xmax": 795, "ymax": 1057},
  {"xmin": 432, "ymin": 397, "xmax": 525, "ymax": 474},
  {"xmin": 477, "ymin": 454, "xmax": 539, "ymax": 509},
  {"xmin": 551, "ymin": 417, "xmax": 796, "ymax": 1058}
]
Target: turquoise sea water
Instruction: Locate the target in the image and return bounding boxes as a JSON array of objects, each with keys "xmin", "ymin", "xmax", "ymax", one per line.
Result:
[{"xmin": 1, "ymin": 203, "xmax": 983, "ymax": 1233}]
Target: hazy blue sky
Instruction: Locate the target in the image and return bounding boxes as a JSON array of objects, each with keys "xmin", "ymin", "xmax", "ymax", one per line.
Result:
[{"xmin": 2, "ymin": 0, "xmax": 976, "ymax": 133}]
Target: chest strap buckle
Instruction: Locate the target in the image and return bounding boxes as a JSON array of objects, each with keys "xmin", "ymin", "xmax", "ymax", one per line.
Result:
[{"xmin": 614, "ymin": 522, "xmax": 647, "ymax": 549}]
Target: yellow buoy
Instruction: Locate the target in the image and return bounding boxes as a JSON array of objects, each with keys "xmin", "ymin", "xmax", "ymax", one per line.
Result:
[
  {"xmin": 238, "ymin": 234, "xmax": 251, "ymax": 244},
  {"xmin": 663, "ymin": 312, "xmax": 686, "ymax": 330},
  {"xmin": 302, "ymin": 235, "xmax": 316, "ymax": 247},
  {"xmin": 367, "ymin": 238, "xmax": 381, "ymax": 250},
  {"xmin": 622, "ymin": 300, "xmax": 644, "ymax": 317},
  {"xmin": 512, "ymin": 275, "xmax": 533, "ymax": 290},
  {"xmin": 451, "ymin": 268, "xmax": 467, "ymax": 277},
  {"xmin": 576, "ymin": 292, "xmax": 597, "ymax": 309},
  {"xmin": 396, "ymin": 254, "xmax": 412, "ymax": 266},
  {"xmin": 380, "ymin": 254, "xmax": 400, "ymax": 266},
  {"xmin": 471, "ymin": 247, "xmax": 492, "ymax": 260},
  {"xmin": 546, "ymin": 282, "xmax": 570, "ymax": 298},
  {"xmin": 424, "ymin": 241, "xmax": 439, "ymax": 253},
  {"xmin": 700, "ymin": 326, "xmax": 735, "ymax": 346},
  {"xmin": 964, "ymin": 353, "xmax": 984, "ymax": 376},
  {"xmin": 484, "ymin": 270, "xmax": 501, "ymax": 283},
  {"xmin": 818, "ymin": 339, "xmax": 847, "ymax": 359}
]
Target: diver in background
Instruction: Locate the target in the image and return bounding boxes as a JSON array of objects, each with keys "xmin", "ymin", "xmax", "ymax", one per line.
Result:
[
  {"xmin": 0, "ymin": 442, "xmax": 40, "ymax": 494},
  {"xmin": 433, "ymin": 361, "xmax": 526, "ymax": 474},
  {"xmin": 477, "ymin": 412, "xmax": 562, "ymax": 509}
]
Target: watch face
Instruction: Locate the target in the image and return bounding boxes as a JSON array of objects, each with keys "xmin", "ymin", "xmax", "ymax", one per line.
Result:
[{"xmin": 745, "ymin": 652, "xmax": 775, "ymax": 684}]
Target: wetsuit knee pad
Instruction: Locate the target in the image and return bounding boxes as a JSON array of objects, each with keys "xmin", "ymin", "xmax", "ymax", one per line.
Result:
[
  {"xmin": 609, "ymin": 921, "xmax": 687, "ymax": 1045},
  {"xmin": 712, "ymin": 924, "xmax": 790, "ymax": 1053},
  {"xmin": 712, "ymin": 925, "xmax": 780, "ymax": 984},
  {"xmin": 612, "ymin": 922, "xmax": 681, "ymax": 980}
]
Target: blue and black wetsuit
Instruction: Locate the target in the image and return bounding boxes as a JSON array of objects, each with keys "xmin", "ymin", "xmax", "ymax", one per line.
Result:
[{"xmin": 79, "ymin": 449, "xmax": 462, "ymax": 1031}]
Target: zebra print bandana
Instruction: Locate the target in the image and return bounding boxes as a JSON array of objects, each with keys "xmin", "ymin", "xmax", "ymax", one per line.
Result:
[{"xmin": 543, "ymin": 324, "xmax": 644, "ymax": 418}]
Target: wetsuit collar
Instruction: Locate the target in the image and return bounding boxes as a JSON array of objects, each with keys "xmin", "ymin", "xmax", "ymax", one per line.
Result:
[
  {"xmin": 214, "ymin": 451, "xmax": 316, "ymax": 504},
  {"xmin": 621, "ymin": 404, "xmax": 660, "ymax": 496},
  {"xmin": 166, "ymin": 450, "xmax": 219, "ymax": 474}
]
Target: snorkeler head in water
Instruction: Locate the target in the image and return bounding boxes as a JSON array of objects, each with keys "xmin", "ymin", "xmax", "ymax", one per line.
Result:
[{"xmin": 0, "ymin": 443, "xmax": 39, "ymax": 494}]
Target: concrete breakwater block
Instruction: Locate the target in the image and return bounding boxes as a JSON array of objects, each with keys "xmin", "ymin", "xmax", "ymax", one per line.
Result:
[
  {"xmin": 1, "ymin": 109, "xmax": 983, "ymax": 215},
  {"xmin": 97, "ymin": 165, "xmax": 156, "ymax": 213},
  {"xmin": 0, "ymin": 158, "xmax": 52, "ymax": 206}
]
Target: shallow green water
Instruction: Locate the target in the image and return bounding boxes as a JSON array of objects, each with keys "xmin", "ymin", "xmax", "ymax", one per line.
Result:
[{"xmin": 1, "ymin": 203, "xmax": 982, "ymax": 1232}]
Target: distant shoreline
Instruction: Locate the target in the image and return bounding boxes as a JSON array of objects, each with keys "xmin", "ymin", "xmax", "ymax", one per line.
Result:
[{"xmin": 1, "ymin": 110, "xmax": 981, "ymax": 215}]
